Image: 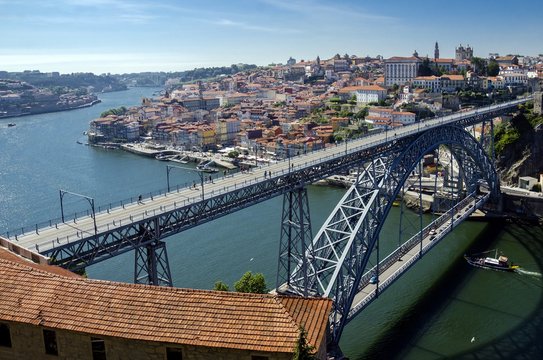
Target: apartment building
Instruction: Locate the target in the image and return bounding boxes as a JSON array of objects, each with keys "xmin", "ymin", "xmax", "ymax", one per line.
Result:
[{"xmin": 384, "ymin": 56, "xmax": 422, "ymax": 86}]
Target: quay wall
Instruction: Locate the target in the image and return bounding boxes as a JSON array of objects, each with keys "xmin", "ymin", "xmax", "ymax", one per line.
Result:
[{"xmin": 502, "ymin": 192, "xmax": 543, "ymax": 219}]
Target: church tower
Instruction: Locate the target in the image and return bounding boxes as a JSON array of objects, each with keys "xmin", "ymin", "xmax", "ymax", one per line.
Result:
[{"xmin": 434, "ymin": 41, "xmax": 440, "ymax": 59}]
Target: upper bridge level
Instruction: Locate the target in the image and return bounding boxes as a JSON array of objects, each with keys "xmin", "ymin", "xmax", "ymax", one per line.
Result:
[{"xmin": 4, "ymin": 96, "xmax": 531, "ymax": 270}]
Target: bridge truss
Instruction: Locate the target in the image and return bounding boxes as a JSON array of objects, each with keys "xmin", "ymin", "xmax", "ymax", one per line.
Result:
[
  {"xmin": 7, "ymin": 99, "xmax": 523, "ymax": 294},
  {"xmin": 277, "ymin": 125, "xmax": 501, "ymax": 347}
]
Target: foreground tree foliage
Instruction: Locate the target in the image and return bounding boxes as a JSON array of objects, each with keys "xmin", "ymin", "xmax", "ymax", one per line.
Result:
[
  {"xmin": 234, "ymin": 271, "xmax": 267, "ymax": 293},
  {"xmin": 213, "ymin": 281, "xmax": 229, "ymax": 291},
  {"xmin": 293, "ymin": 326, "xmax": 316, "ymax": 360}
]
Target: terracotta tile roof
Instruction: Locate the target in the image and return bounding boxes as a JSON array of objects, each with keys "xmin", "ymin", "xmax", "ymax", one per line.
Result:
[
  {"xmin": 386, "ymin": 56, "xmax": 421, "ymax": 62},
  {"xmin": 0, "ymin": 247, "xmax": 80, "ymax": 279},
  {"xmin": 339, "ymin": 85, "xmax": 386, "ymax": 93},
  {"xmin": 440, "ymin": 75, "xmax": 465, "ymax": 81},
  {"xmin": 432, "ymin": 58, "xmax": 454, "ymax": 63},
  {"xmin": 0, "ymin": 257, "xmax": 332, "ymax": 354}
]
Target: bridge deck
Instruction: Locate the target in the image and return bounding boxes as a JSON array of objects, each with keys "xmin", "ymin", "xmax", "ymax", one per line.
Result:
[
  {"xmin": 346, "ymin": 193, "xmax": 486, "ymax": 321},
  {"xmin": 8, "ymin": 98, "xmax": 526, "ymax": 254}
]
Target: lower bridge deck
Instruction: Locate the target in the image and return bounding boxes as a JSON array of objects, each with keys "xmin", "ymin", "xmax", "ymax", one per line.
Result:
[{"xmin": 346, "ymin": 192, "xmax": 487, "ymax": 321}]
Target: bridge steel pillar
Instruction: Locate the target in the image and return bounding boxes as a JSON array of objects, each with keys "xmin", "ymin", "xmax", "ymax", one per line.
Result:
[
  {"xmin": 287, "ymin": 125, "xmax": 500, "ymax": 349},
  {"xmin": 134, "ymin": 240, "xmax": 173, "ymax": 286},
  {"xmin": 276, "ymin": 186, "xmax": 313, "ymax": 295},
  {"xmin": 134, "ymin": 218, "xmax": 173, "ymax": 287}
]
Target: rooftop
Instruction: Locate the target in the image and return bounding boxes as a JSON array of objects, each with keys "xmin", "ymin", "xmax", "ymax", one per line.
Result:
[{"xmin": 0, "ymin": 253, "xmax": 332, "ymax": 354}]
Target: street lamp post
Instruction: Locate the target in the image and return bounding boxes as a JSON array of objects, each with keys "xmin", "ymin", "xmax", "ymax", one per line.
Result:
[
  {"xmin": 166, "ymin": 164, "xmax": 205, "ymax": 199},
  {"xmin": 286, "ymin": 147, "xmax": 291, "ymax": 172},
  {"xmin": 59, "ymin": 189, "xmax": 97, "ymax": 235}
]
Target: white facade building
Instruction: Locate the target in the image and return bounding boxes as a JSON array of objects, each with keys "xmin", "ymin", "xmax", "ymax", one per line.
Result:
[
  {"xmin": 338, "ymin": 85, "xmax": 387, "ymax": 103},
  {"xmin": 385, "ymin": 56, "xmax": 422, "ymax": 87}
]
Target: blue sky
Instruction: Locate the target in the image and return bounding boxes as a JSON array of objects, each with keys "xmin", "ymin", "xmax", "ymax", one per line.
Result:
[{"xmin": 1, "ymin": 0, "xmax": 541, "ymax": 74}]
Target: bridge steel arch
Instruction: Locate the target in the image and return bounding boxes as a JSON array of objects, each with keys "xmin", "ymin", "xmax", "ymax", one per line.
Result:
[{"xmin": 284, "ymin": 125, "xmax": 500, "ymax": 346}]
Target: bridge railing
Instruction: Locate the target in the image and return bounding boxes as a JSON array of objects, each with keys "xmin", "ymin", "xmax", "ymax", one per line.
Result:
[
  {"xmin": 3, "ymin": 97, "xmax": 527, "ymax": 242},
  {"xmin": 347, "ymin": 192, "xmax": 487, "ymax": 318},
  {"xmin": 4, "ymin": 130, "xmax": 394, "ymax": 242}
]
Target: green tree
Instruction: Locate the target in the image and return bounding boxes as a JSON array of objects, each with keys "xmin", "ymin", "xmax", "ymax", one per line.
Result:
[
  {"xmin": 354, "ymin": 107, "xmax": 368, "ymax": 119},
  {"xmin": 234, "ymin": 271, "xmax": 267, "ymax": 293},
  {"xmin": 417, "ymin": 58, "xmax": 433, "ymax": 76},
  {"xmin": 213, "ymin": 281, "xmax": 229, "ymax": 291},
  {"xmin": 487, "ymin": 60, "xmax": 500, "ymax": 76},
  {"xmin": 227, "ymin": 150, "xmax": 239, "ymax": 159},
  {"xmin": 100, "ymin": 106, "xmax": 127, "ymax": 118},
  {"xmin": 470, "ymin": 57, "xmax": 487, "ymax": 75},
  {"xmin": 293, "ymin": 326, "xmax": 316, "ymax": 360}
]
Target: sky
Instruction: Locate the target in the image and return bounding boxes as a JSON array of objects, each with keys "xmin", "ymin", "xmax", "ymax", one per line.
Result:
[{"xmin": 0, "ymin": 0, "xmax": 542, "ymax": 74}]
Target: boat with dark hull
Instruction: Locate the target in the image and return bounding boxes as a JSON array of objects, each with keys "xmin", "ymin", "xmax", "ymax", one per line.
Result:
[{"xmin": 464, "ymin": 250, "xmax": 520, "ymax": 272}]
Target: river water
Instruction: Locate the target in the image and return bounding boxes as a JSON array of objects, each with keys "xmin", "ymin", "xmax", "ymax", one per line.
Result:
[{"xmin": 0, "ymin": 88, "xmax": 541, "ymax": 359}]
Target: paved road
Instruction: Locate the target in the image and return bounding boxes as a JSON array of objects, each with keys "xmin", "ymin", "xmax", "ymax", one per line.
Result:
[{"xmin": 11, "ymin": 98, "xmax": 527, "ymax": 253}]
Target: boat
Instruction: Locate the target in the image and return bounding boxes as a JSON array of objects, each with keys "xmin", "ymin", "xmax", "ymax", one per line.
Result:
[
  {"xmin": 197, "ymin": 160, "xmax": 219, "ymax": 173},
  {"xmin": 7, "ymin": 123, "xmax": 16, "ymax": 127},
  {"xmin": 197, "ymin": 164, "xmax": 219, "ymax": 173},
  {"xmin": 464, "ymin": 250, "xmax": 520, "ymax": 272},
  {"xmin": 155, "ymin": 153, "xmax": 175, "ymax": 161}
]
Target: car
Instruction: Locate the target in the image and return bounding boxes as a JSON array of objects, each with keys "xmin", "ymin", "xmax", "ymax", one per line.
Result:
[{"xmin": 369, "ymin": 274, "xmax": 379, "ymax": 284}]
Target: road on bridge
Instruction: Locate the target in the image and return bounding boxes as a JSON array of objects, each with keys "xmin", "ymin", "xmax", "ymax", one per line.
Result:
[{"xmin": 10, "ymin": 98, "xmax": 527, "ymax": 254}]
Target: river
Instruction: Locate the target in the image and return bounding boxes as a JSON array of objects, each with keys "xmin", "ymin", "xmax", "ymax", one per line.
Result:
[{"xmin": 0, "ymin": 88, "xmax": 541, "ymax": 359}]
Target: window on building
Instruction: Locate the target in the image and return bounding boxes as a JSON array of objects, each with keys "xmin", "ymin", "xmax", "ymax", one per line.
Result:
[
  {"xmin": 251, "ymin": 356, "xmax": 269, "ymax": 360},
  {"xmin": 166, "ymin": 347, "xmax": 183, "ymax": 360},
  {"xmin": 43, "ymin": 329, "xmax": 58, "ymax": 356},
  {"xmin": 91, "ymin": 337, "xmax": 106, "ymax": 360},
  {"xmin": 0, "ymin": 323, "xmax": 12, "ymax": 348}
]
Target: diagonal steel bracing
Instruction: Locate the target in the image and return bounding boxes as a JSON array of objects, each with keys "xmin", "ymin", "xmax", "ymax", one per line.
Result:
[
  {"xmin": 276, "ymin": 187, "xmax": 313, "ymax": 295},
  {"xmin": 12, "ymin": 100, "xmax": 521, "ymax": 281},
  {"xmin": 288, "ymin": 125, "xmax": 500, "ymax": 346}
]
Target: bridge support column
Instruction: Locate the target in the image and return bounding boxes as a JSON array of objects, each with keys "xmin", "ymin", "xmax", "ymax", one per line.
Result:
[
  {"xmin": 276, "ymin": 186, "xmax": 313, "ymax": 296},
  {"xmin": 134, "ymin": 240, "xmax": 173, "ymax": 287}
]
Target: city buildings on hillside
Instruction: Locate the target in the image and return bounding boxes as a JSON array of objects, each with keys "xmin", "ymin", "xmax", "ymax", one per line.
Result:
[{"xmin": 87, "ymin": 48, "xmax": 542, "ymax": 154}]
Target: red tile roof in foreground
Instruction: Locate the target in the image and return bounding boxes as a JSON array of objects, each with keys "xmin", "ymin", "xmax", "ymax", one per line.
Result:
[
  {"xmin": 0, "ymin": 256, "xmax": 332, "ymax": 354},
  {"xmin": 0, "ymin": 247, "xmax": 80, "ymax": 278}
]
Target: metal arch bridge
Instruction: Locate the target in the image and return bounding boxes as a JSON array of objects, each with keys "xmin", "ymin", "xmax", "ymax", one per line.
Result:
[{"xmin": 3, "ymin": 97, "xmax": 530, "ymax": 343}]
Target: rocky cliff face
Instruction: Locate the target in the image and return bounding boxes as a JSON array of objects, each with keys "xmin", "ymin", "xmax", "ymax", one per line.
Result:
[{"xmin": 495, "ymin": 112, "xmax": 543, "ymax": 185}]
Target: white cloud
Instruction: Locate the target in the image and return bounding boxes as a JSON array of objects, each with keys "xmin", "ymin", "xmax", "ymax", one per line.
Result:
[
  {"xmin": 211, "ymin": 18, "xmax": 301, "ymax": 34},
  {"xmin": 0, "ymin": 51, "xmax": 224, "ymax": 73},
  {"xmin": 258, "ymin": 0, "xmax": 396, "ymax": 21}
]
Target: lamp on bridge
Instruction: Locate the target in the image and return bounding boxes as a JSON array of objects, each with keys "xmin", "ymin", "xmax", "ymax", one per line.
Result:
[
  {"xmin": 59, "ymin": 189, "xmax": 97, "ymax": 236},
  {"xmin": 166, "ymin": 164, "xmax": 205, "ymax": 200}
]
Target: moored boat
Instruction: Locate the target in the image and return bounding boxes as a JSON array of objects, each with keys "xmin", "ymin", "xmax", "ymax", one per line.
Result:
[
  {"xmin": 464, "ymin": 250, "xmax": 519, "ymax": 272},
  {"xmin": 197, "ymin": 164, "xmax": 219, "ymax": 173}
]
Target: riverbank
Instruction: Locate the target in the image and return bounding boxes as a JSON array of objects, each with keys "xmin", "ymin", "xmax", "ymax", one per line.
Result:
[{"xmin": 0, "ymin": 98, "xmax": 102, "ymax": 119}]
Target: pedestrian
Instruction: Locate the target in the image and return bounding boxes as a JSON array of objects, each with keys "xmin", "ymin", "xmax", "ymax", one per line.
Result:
[{"xmin": 138, "ymin": 195, "xmax": 142, "ymax": 204}]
